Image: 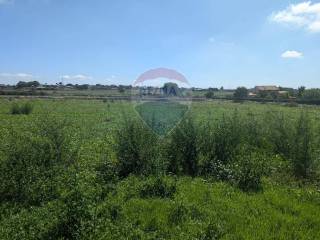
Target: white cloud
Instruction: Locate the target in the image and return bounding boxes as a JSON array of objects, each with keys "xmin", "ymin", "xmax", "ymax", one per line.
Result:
[
  {"xmin": 281, "ymin": 50, "xmax": 303, "ymax": 58},
  {"xmin": 105, "ymin": 75, "xmax": 117, "ymax": 81},
  {"xmin": 0, "ymin": 72, "xmax": 36, "ymax": 84},
  {"xmin": 270, "ymin": 1, "xmax": 320, "ymax": 33},
  {"xmin": 60, "ymin": 74, "xmax": 93, "ymax": 82},
  {"xmin": 0, "ymin": 72, "xmax": 34, "ymax": 79}
]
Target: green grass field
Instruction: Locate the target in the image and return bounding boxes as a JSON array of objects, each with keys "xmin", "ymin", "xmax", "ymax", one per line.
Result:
[
  {"xmin": 0, "ymin": 98, "xmax": 320, "ymax": 239},
  {"xmin": 135, "ymin": 101, "xmax": 189, "ymax": 135}
]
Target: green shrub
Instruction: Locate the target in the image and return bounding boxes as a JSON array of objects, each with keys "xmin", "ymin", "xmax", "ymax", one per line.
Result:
[
  {"xmin": 0, "ymin": 116, "xmax": 75, "ymax": 205},
  {"xmin": 9, "ymin": 102, "xmax": 33, "ymax": 115},
  {"xmin": 198, "ymin": 112, "xmax": 241, "ymax": 178},
  {"xmin": 164, "ymin": 115, "xmax": 198, "ymax": 176},
  {"xmin": 96, "ymin": 155, "xmax": 119, "ymax": 192},
  {"xmin": 292, "ymin": 112, "xmax": 314, "ymax": 179},
  {"xmin": 52, "ymin": 182, "xmax": 91, "ymax": 239},
  {"xmin": 167, "ymin": 202, "xmax": 189, "ymax": 226},
  {"xmin": 139, "ymin": 176, "xmax": 176, "ymax": 199},
  {"xmin": 115, "ymin": 117, "xmax": 159, "ymax": 177},
  {"xmin": 267, "ymin": 111, "xmax": 293, "ymax": 159},
  {"xmin": 205, "ymin": 91, "xmax": 215, "ymax": 99},
  {"xmin": 198, "ymin": 222, "xmax": 226, "ymax": 240},
  {"xmin": 0, "ymin": 201, "xmax": 63, "ymax": 240},
  {"xmin": 232, "ymin": 146, "xmax": 267, "ymax": 192},
  {"xmin": 10, "ymin": 103, "xmax": 20, "ymax": 114},
  {"xmin": 242, "ymin": 111, "xmax": 266, "ymax": 149},
  {"xmin": 20, "ymin": 102, "xmax": 33, "ymax": 114}
]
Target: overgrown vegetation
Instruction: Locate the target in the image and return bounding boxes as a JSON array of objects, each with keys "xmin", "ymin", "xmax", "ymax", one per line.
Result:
[
  {"xmin": 10, "ymin": 102, "xmax": 33, "ymax": 115},
  {"xmin": 0, "ymin": 99, "xmax": 320, "ymax": 239}
]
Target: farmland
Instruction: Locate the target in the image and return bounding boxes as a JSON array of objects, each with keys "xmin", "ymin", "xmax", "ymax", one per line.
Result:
[{"xmin": 1, "ymin": 98, "xmax": 320, "ymax": 239}]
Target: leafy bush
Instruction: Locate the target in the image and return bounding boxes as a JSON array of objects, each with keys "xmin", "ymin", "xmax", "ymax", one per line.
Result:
[
  {"xmin": 231, "ymin": 147, "xmax": 267, "ymax": 192},
  {"xmin": 301, "ymin": 88, "xmax": 320, "ymax": 100},
  {"xmin": 198, "ymin": 112, "xmax": 241, "ymax": 178},
  {"xmin": 0, "ymin": 116, "xmax": 75, "ymax": 205},
  {"xmin": 96, "ymin": 155, "xmax": 119, "ymax": 192},
  {"xmin": 10, "ymin": 102, "xmax": 33, "ymax": 115},
  {"xmin": 115, "ymin": 117, "xmax": 159, "ymax": 177},
  {"xmin": 242, "ymin": 111, "xmax": 266, "ymax": 149},
  {"xmin": 292, "ymin": 112, "xmax": 314, "ymax": 179},
  {"xmin": 20, "ymin": 102, "xmax": 33, "ymax": 114},
  {"xmin": 10, "ymin": 103, "xmax": 20, "ymax": 114},
  {"xmin": 139, "ymin": 176, "xmax": 176, "ymax": 199},
  {"xmin": 52, "ymin": 179, "xmax": 92, "ymax": 239},
  {"xmin": 164, "ymin": 115, "xmax": 198, "ymax": 176},
  {"xmin": 267, "ymin": 111, "xmax": 293, "ymax": 159},
  {"xmin": 233, "ymin": 87, "xmax": 248, "ymax": 99},
  {"xmin": 205, "ymin": 91, "xmax": 215, "ymax": 99}
]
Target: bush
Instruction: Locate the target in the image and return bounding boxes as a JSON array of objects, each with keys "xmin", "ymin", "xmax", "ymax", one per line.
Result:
[
  {"xmin": 198, "ymin": 112, "xmax": 241, "ymax": 178},
  {"xmin": 0, "ymin": 116, "xmax": 75, "ymax": 205},
  {"xmin": 20, "ymin": 102, "xmax": 33, "ymax": 114},
  {"xmin": 292, "ymin": 112, "xmax": 314, "ymax": 179},
  {"xmin": 233, "ymin": 87, "xmax": 248, "ymax": 99},
  {"xmin": 52, "ymin": 178, "xmax": 92, "ymax": 239},
  {"xmin": 199, "ymin": 222, "xmax": 226, "ymax": 240},
  {"xmin": 139, "ymin": 176, "xmax": 176, "ymax": 199},
  {"xmin": 242, "ymin": 112, "xmax": 266, "ymax": 149},
  {"xmin": 9, "ymin": 102, "xmax": 33, "ymax": 115},
  {"xmin": 231, "ymin": 146, "xmax": 267, "ymax": 192},
  {"xmin": 267, "ymin": 111, "xmax": 293, "ymax": 159},
  {"xmin": 10, "ymin": 103, "xmax": 20, "ymax": 114},
  {"xmin": 115, "ymin": 117, "xmax": 159, "ymax": 177},
  {"xmin": 165, "ymin": 115, "xmax": 198, "ymax": 176},
  {"xmin": 205, "ymin": 91, "xmax": 215, "ymax": 99}
]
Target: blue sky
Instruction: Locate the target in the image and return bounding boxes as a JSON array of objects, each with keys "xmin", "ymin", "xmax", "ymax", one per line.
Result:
[{"xmin": 0, "ymin": 0, "xmax": 320, "ymax": 88}]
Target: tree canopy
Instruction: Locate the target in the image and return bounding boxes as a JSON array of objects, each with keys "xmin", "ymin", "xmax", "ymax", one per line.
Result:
[{"xmin": 234, "ymin": 87, "xmax": 248, "ymax": 99}]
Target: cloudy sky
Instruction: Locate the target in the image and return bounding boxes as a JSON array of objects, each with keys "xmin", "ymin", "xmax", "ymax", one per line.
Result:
[{"xmin": 0, "ymin": 0, "xmax": 320, "ymax": 88}]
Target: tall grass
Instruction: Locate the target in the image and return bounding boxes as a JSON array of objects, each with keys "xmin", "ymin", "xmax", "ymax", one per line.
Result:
[
  {"xmin": 10, "ymin": 102, "xmax": 33, "ymax": 115},
  {"xmin": 114, "ymin": 108, "xmax": 318, "ymax": 186},
  {"xmin": 115, "ymin": 116, "xmax": 160, "ymax": 177},
  {"xmin": 198, "ymin": 111, "xmax": 242, "ymax": 179},
  {"xmin": 1, "ymin": 101, "xmax": 320, "ymax": 239},
  {"xmin": 164, "ymin": 115, "xmax": 198, "ymax": 176},
  {"xmin": 292, "ymin": 112, "xmax": 313, "ymax": 179}
]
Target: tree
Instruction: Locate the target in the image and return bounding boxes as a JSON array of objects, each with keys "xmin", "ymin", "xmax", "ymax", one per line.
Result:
[
  {"xmin": 118, "ymin": 85, "xmax": 125, "ymax": 93},
  {"xmin": 205, "ymin": 91, "xmax": 215, "ymax": 99},
  {"xmin": 208, "ymin": 87, "xmax": 218, "ymax": 92},
  {"xmin": 162, "ymin": 82, "xmax": 179, "ymax": 96},
  {"xmin": 234, "ymin": 87, "xmax": 248, "ymax": 99},
  {"xmin": 166, "ymin": 116, "xmax": 198, "ymax": 176},
  {"xmin": 298, "ymin": 86, "xmax": 306, "ymax": 97},
  {"xmin": 301, "ymin": 89, "xmax": 320, "ymax": 100},
  {"xmin": 16, "ymin": 81, "xmax": 40, "ymax": 89}
]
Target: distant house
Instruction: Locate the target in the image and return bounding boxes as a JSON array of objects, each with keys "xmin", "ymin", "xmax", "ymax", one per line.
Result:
[
  {"xmin": 254, "ymin": 86, "xmax": 280, "ymax": 93},
  {"xmin": 278, "ymin": 91, "xmax": 288, "ymax": 95},
  {"xmin": 248, "ymin": 92, "xmax": 257, "ymax": 97}
]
